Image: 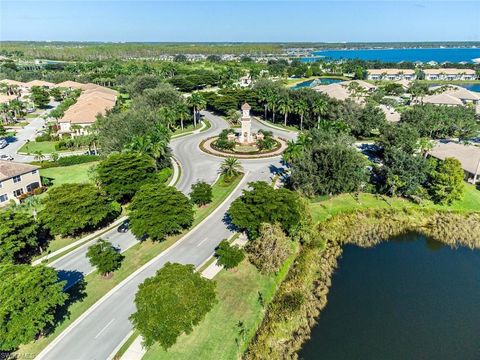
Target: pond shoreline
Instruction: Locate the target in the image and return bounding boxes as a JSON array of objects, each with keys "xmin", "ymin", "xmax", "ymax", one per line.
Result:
[{"xmin": 244, "ymin": 208, "xmax": 480, "ymax": 359}]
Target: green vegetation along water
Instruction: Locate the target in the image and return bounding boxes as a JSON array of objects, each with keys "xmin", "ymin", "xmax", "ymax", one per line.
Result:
[{"xmin": 299, "ymin": 233, "xmax": 480, "ymax": 360}]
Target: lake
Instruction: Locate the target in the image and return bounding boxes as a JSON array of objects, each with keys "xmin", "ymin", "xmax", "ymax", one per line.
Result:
[
  {"xmin": 299, "ymin": 233, "xmax": 480, "ymax": 360},
  {"xmin": 291, "ymin": 77, "xmax": 343, "ymax": 90},
  {"xmin": 302, "ymin": 47, "xmax": 480, "ymax": 63}
]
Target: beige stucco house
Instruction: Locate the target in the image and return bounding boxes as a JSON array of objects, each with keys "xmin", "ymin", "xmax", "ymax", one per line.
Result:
[
  {"xmin": 423, "ymin": 68, "xmax": 477, "ymax": 81},
  {"xmin": 0, "ymin": 161, "xmax": 41, "ymax": 207},
  {"xmin": 367, "ymin": 69, "xmax": 417, "ymax": 81}
]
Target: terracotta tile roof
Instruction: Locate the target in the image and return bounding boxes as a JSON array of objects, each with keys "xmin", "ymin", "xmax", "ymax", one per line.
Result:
[
  {"xmin": 0, "ymin": 160, "xmax": 39, "ymax": 181},
  {"xmin": 25, "ymin": 80, "xmax": 55, "ymax": 88},
  {"xmin": 421, "ymin": 93, "xmax": 464, "ymax": 106},
  {"xmin": 84, "ymin": 86, "xmax": 118, "ymax": 96},
  {"xmin": 55, "ymin": 81, "xmax": 91, "ymax": 90},
  {"xmin": 0, "ymin": 79, "xmax": 26, "ymax": 86},
  {"xmin": 0, "ymin": 94, "xmax": 17, "ymax": 104},
  {"xmin": 430, "ymin": 141, "xmax": 480, "ymax": 176}
]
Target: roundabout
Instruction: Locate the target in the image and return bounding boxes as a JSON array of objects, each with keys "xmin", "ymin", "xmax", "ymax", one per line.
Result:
[
  {"xmin": 200, "ymin": 135, "xmax": 287, "ymax": 159},
  {"xmin": 198, "ymin": 103, "xmax": 288, "ymax": 159}
]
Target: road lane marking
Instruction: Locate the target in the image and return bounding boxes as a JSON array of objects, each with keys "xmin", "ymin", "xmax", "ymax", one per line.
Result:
[
  {"xmin": 35, "ymin": 170, "xmax": 250, "ymax": 360},
  {"xmin": 196, "ymin": 238, "xmax": 209, "ymax": 247},
  {"xmin": 94, "ymin": 318, "xmax": 115, "ymax": 339}
]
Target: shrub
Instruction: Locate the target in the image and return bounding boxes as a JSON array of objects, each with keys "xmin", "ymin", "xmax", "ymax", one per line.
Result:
[
  {"xmin": 215, "ymin": 240, "xmax": 245, "ymax": 269},
  {"xmin": 55, "ymin": 154, "xmax": 98, "ymax": 167}
]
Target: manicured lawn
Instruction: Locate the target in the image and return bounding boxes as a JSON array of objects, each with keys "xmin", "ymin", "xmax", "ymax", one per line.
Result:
[
  {"xmin": 19, "ymin": 141, "xmax": 58, "ymax": 154},
  {"xmin": 16, "ymin": 173, "xmax": 244, "ymax": 357},
  {"xmin": 172, "ymin": 123, "xmax": 202, "ymax": 136},
  {"xmin": 40, "ymin": 162, "xmax": 98, "ymax": 188},
  {"xmin": 192, "ymin": 174, "xmax": 242, "ymax": 227},
  {"xmin": 309, "ymin": 184, "xmax": 480, "ymax": 223}
]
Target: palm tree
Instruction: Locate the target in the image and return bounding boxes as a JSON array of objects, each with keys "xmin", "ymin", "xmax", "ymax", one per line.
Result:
[
  {"xmin": 226, "ymin": 109, "xmax": 241, "ymax": 125},
  {"xmin": 277, "ymin": 94, "xmax": 293, "ymax": 127},
  {"xmin": 294, "ymin": 99, "xmax": 308, "ymax": 130},
  {"xmin": 312, "ymin": 98, "xmax": 328, "ymax": 129},
  {"xmin": 418, "ymin": 138, "xmax": 433, "ymax": 158},
  {"xmin": 257, "ymin": 87, "xmax": 272, "ymax": 120},
  {"xmin": 266, "ymin": 92, "xmax": 278, "ymax": 123},
  {"xmin": 282, "ymin": 133, "xmax": 310, "ymax": 164},
  {"xmin": 33, "ymin": 151, "xmax": 45, "ymax": 162},
  {"xmin": 50, "ymin": 152, "xmax": 60, "ymax": 163},
  {"xmin": 175, "ymin": 102, "xmax": 190, "ymax": 131},
  {"xmin": 220, "ymin": 157, "xmax": 243, "ymax": 178},
  {"xmin": 159, "ymin": 107, "xmax": 178, "ymax": 131},
  {"xmin": 187, "ymin": 92, "xmax": 206, "ymax": 127}
]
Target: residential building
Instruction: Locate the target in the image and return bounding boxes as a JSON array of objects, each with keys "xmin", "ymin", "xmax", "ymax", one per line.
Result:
[
  {"xmin": 423, "ymin": 68, "xmax": 477, "ymax": 81},
  {"xmin": 429, "ymin": 142, "xmax": 480, "ymax": 184},
  {"xmin": 366, "ymin": 69, "xmax": 416, "ymax": 81},
  {"xmin": 0, "ymin": 161, "xmax": 41, "ymax": 207},
  {"xmin": 57, "ymin": 83, "xmax": 117, "ymax": 137},
  {"xmin": 420, "ymin": 93, "xmax": 465, "ymax": 106},
  {"xmin": 25, "ymin": 80, "xmax": 55, "ymax": 88}
]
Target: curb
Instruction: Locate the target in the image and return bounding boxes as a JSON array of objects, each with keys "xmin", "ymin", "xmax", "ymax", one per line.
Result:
[
  {"xmin": 33, "ymin": 216, "xmax": 128, "ymax": 265},
  {"xmin": 35, "ymin": 171, "xmax": 250, "ymax": 360}
]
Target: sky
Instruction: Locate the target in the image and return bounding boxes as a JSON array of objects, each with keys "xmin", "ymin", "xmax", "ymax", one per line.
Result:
[{"xmin": 1, "ymin": 1, "xmax": 479, "ymax": 42}]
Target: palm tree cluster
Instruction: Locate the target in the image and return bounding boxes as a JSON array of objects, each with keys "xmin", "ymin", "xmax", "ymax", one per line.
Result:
[
  {"xmin": 254, "ymin": 80, "xmax": 329, "ymax": 130},
  {"xmin": 0, "ymin": 99, "xmax": 27, "ymax": 124}
]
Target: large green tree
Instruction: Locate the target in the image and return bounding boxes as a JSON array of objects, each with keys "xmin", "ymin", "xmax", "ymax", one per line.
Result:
[
  {"xmin": 401, "ymin": 104, "xmax": 478, "ymax": 139},
  {"xmin": 228, "ymin": 181, "xmax": 305, "ymax": 239},
  {"xmin": 0, "ymin": 263, "xmax": 67, "ymax": 351},
  {"xmin": 40, "ymin": 183, "xmax": 121, "ymax": 236},
  {"xmin": 30, "ymin": 86, "xmax": 50, "ymax": 108},
  {"xmin": 290, "ymin": 142, "xmax": 368, "ymax": 196},
  {"xmin": 87, "ymin": 239, "xmax": 124, "ymax": 276},
  {"xmin": 96, "ymin": 152, "xmax": 157, "ymax": 203},
  {"xmin": 96, "ymin": 107, "xmax": 170, "ymax": 158},
  {"xmin": 429, "ymin": 157, "xmax": 465, "ymax": 205},
  {"xmin": 130, "ymin": 263, "xmax": 217, "ymax": 349},
  {"xmin": 378, "ymin": 148, "xmax": 433, "ymax": 198},
  {"xmin": 0, "ymin": 210, "xmax": 46, "ymax": 264},
  {"xmin": 129, "ymin": 181, "xmax": 193, "ymax": 241}
]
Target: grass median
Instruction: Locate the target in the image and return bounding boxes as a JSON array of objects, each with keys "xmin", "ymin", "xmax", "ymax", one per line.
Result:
[
  {"xmin": 143, "ymin": 246, "xmax": 297, "ymax": 360},
  {"xmin": 16, "ymin": 172, "xmax": 244, "ymax": 357}
]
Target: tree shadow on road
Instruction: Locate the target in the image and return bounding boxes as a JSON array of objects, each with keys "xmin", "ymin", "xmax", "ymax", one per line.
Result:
[{"xmin": 42, "ymin": 271, "xmax": 87, "ymax": 337}]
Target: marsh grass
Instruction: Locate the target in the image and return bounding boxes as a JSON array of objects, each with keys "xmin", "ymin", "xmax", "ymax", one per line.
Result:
[{"xmin": 245, "ymin": 208, "xmax": 480, "ymax": 360}]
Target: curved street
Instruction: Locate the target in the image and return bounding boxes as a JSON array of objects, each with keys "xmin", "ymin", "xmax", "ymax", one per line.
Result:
[{"xmin": 35, "ymin": 111, "xmax": 297, "ymax": 360}]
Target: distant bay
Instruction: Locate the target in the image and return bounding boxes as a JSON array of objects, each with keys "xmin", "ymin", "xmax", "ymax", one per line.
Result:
[{"xmin": 302, "ymin": 47, "xmax": 480, "ymax": 63}]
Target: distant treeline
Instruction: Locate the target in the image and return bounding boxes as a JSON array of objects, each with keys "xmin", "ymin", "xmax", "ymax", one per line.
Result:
[{"xmin": 1, "ymin": 41, "xmax": 479, "ymax": 61}]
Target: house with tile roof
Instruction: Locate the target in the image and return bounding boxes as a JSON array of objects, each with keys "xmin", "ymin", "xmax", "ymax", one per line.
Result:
[{"xmin": 0, "ymin": 160, "xmax": 41, "ymax": 207}]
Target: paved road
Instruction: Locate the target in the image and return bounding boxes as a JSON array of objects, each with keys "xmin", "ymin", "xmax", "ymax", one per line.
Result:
[
  {"xmin": 36, "ymin": 112, "xmax": 296, "ymax": 360},
  {"xmin": 49, "ymin": 111, "xmax": 227, "ymax": 288},
  {"xmin": 1, "ymin": 110, "xmax": 49, "ymax": 162}
]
